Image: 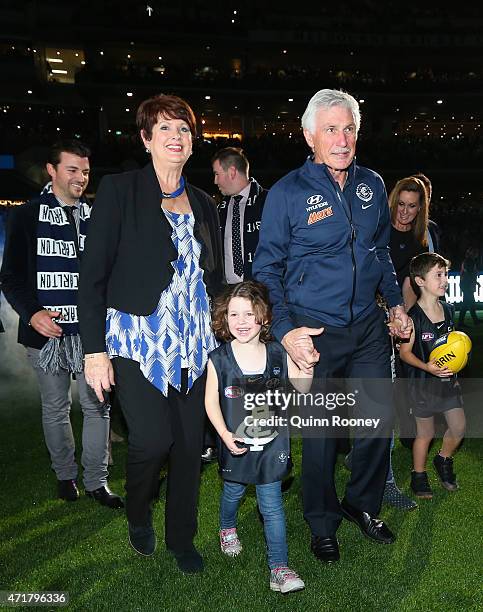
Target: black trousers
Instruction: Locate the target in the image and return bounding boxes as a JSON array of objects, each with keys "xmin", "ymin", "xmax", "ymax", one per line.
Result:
[
  {"xmin": 203, "ymin": 418, "xmax": 217, "ymax": 447},
  {"xmin": 295, "ymin": 307, "xmax": 393, "ymax": 537},
  {"xmin": 112, "ymin": 357, "xmax": 206, "ymax": 551}
]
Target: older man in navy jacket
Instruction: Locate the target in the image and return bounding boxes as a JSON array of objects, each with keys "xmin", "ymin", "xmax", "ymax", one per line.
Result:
[{"xmin": 254, "ymin": 89, "xmax": 411, "ymax": 563}]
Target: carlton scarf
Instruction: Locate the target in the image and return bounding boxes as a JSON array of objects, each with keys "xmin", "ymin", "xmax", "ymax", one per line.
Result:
[
  {"xmin": 36, "ymin": 183, "xmax": 90, "ymax": 374},
  {"xmin": 218, "ymin": 177, "xmax": 264, "ymax": 278}
]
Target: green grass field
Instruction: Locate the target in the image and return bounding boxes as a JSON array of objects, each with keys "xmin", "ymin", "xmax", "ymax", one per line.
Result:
[{"xmin": 0, "ymin": 316, "xmax": 482, "ymax": 612}]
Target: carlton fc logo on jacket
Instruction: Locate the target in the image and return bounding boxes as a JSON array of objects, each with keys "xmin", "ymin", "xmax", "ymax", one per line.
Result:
[{"xmin": 356, "ymin": 183, "xmax": 373, "ymax": 202}]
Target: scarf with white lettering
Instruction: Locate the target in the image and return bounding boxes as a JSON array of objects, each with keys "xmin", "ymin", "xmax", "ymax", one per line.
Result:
[
  {"xmin": 36, "ymin": 183, "xmax": 90, "ymax": 373},
  {"xmin": 217, "ymin": 177, "xmax": 265, "ymax": 280}
]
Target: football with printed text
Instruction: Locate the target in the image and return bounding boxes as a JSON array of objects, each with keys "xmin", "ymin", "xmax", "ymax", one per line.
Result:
[{"xmin": 429, "ymin": 331, "xmax": 472, "ymax": 373}]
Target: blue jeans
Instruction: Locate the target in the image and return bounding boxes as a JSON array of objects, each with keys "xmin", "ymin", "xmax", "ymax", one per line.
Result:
[{"xmin": 220, "ymin": 480, "xmax": 287, "ymax": 570}]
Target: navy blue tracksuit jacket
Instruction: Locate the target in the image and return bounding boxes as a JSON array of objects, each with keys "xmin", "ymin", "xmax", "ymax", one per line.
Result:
[{"xmin": 253, "ymin": 157, "xmax": 402, "ymax": 341}]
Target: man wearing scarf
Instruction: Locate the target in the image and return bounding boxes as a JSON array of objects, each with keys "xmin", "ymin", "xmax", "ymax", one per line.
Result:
[
  {"xmin": 212, "ymin": 147, "xmax": 267, "ymax": 284},
  {"xmin": 0, "ymin": 140, "xmax": 122, "ymax": 508}
]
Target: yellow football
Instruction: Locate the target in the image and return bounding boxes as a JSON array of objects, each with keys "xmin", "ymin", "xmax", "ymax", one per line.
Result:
[{"xmin": 429, "ymin": 331, "xmax": 472, "ymax": 373}]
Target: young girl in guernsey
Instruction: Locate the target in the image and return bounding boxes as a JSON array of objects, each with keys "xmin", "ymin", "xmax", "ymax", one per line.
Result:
[{"xmin": 205, "ymin": 281, "xmax": 321, "ymax": 594}]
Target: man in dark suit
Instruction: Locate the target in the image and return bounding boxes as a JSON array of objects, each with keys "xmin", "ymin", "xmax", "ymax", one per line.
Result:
[
  {"xmin": 0, "ymin": 140, "xmax": 122, "ymax": 508},
  {"xmin": 212, "ymin": 147, "xmax": 267, "ymax": 283}
]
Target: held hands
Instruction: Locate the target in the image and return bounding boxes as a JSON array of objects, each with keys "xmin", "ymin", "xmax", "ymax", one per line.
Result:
[
  {"xmin": 282, "ymin": 326, "xmax": 324, "ymax": 374},
  {"xmin": 388, "ymin": 305, "xmax": 413, "ymax": 339},
  {"xmin": 293, "ymin": 335, "xmax": 319, "ymax": 372},
  {"xmin": 221, "ymin": 430, "xmax": 247, "ymax": 455},
  {"xmin": 426, "ymin": 359, "xmax": 453, "ymax": 377},
  {"xmin": 30, "ymin": 309, "xmax": 63, "ymax": 338},
  {"xmin": 84, "ymin": 353, "xmax": 115, "ymax": 402}
]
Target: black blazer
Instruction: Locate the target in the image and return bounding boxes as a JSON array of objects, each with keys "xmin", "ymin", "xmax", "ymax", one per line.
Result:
[
  {"xmin": 78, "ymin": 162, "xmax": 224, "ymax": 354},
  {"xmin": 0, "ymin": 199, "xmax": 52, "ymax": 349}
]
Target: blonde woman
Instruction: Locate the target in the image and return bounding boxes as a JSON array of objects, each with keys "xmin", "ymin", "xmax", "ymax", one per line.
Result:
[{"xmin": 389, "ymin": 176, "xmax": 429, "ymax": 310}]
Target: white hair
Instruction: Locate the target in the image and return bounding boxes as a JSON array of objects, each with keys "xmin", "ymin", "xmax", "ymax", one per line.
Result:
[{"xmin": 301, "ymin": 89, "xmax": 361, "ymax": 134}]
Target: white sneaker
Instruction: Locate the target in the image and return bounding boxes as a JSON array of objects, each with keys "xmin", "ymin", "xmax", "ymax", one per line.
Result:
[
  {"xmin": 269, "ymin": 566, "xmax": 305, "ymax": 594},
  {"xmin": 219, "ymin": 528, "xmax": 242, "ymax": 557}
]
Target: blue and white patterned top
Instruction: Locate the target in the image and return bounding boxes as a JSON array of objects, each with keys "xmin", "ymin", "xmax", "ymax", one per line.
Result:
[{"xmin": 105, "ymin": 209, "xmax": 218, "ymax": 396}]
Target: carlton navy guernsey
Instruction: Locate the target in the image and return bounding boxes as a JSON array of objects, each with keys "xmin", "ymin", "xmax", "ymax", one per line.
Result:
[
  {"xmin": 406, "ymin": 301, "xmax": 463, "ymax": 416},
  {"xmin": 210, "ymin": 341, "xmax": 292, "ymax": 484}
]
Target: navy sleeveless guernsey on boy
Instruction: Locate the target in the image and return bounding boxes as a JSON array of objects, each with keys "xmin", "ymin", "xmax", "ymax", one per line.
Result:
[
  {"xmin": 408, "ymin": 301, "xmax": 455, "ymax": 369},
  {"xmin": 210, "ymin": 341, "xmax": 292, "ymax": 484},
  {"xmin": 406, "ymin": 301, "xmax": 463, "ymax": 416}
]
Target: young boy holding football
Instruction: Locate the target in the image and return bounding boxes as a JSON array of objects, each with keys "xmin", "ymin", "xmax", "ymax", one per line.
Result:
[{"xmin": 399, "ymin": 253, "xmax": 466, "ymax": 499}]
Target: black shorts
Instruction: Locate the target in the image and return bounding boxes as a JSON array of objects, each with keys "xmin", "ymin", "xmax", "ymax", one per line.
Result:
[{"xmin": 410, "ymin": 376, "xmax": 464, "ymax": 419}]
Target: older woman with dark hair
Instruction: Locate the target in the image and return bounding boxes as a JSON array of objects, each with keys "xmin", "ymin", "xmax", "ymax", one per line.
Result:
[
  {"xmin": 389, "ymin": 176, "xmax": 430, "ymax": 310},
  {"xmin": 78, "ymin": 94, "xmax": 223, "ymax": 572}
]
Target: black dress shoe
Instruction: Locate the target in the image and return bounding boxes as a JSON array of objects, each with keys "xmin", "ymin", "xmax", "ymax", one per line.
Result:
[
  {"xmin": 201, "ymin": 446, "xmax": 217, "ymax": 463},
  {"xmin": 311, "ymin": 535, "xmax": 340, "ymax": 563},
  {"xmin": 340, "ymin": 498, "xmax": 395, "ymax": 544},
  {"xmin": 169, "ymin": 546, "xmax": 204, "ymax": 573},
  {"xmin": 86, "ymin": 485, "xmax": 124, "ymax": 509},
  {"xmin": 129, "ymin": 521, "xmax": 157, "ymax": 556},
  {"xmin": 58, "ymin": 479, "xmax": 79, "ymax": 502}
]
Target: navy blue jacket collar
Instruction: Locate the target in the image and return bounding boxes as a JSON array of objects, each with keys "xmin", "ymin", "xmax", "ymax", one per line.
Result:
[{"xmin": 303, "ymin": 155, "xmax": 357, "ymax": 190}]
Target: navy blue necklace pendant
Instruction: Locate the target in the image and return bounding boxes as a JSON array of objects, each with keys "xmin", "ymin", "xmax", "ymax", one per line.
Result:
[{"xmin": 161, "ymin": 176, "xmax": 185, "ymax": 199}]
